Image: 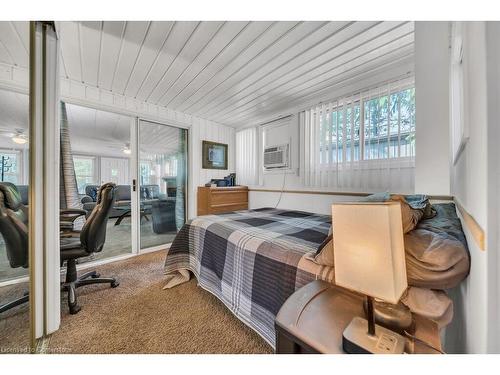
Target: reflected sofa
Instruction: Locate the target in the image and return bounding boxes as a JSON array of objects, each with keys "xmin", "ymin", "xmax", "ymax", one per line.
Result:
[
  {"xmin": 15, "ymin": 185, "xmax": 29, "ymax": 205},
  {"xmin": 81, "ymin": 184, "xmax": 166, "ymax": 218},
  {"xmin": 81, "ymin": 184, "xmax": 176, "ymax": 233}
]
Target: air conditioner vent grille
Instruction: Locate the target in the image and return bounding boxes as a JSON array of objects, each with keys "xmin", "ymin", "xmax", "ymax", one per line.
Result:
[{"xmin": 264, "ymin": 144, "xmax": 289, "ymax": 169}]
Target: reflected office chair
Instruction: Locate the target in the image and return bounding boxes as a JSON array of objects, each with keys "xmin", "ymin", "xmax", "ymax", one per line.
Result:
[
  {"xmin": 0, "ymin": 182, "xmax": 29, "ymax": 314},
  {"xmin": 60, "ymin": 182, "xmax": 119, "ymax": 314},
  {"xmin": 0, "ymin": 182, "xmax": 119, "ymax": 315}
]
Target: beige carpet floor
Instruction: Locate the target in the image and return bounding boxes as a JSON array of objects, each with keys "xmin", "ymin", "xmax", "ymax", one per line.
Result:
[
  {"xmin": 0, "ymin": 218, "xmax": 177, "ymax": 282},
  {"xmin": 1, "ymin": 250, "xmax": 273, "ymax": 354},
  {"xmin": 0, "ymin": 281, "xmax": 30, "ymax": 353}
]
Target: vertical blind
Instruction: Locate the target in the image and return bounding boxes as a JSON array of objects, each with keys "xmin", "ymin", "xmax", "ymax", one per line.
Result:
[
  {"xmin": 236, "ymin": 126, "xmax": 258, "ymax": 186},
  {"xmin": 300, "ymin": 77, "xmax": 416, "ymax": 192}
]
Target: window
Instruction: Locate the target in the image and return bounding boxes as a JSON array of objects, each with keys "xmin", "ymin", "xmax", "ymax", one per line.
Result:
[
  {"xmin": 164, "ymin": 157, "xmax": 178, "ymax": 177},
  {"xmin": 73, "ymin": 156, "xmax": 96, "ymax": 194},
  {"xmin": 318, "ymin": 86, "xmax": 415, "ymax": 164},
  {"xmin": 301, "ymin": 78, "xmax": 415, "ymax": 192},
  {"xmin": 0, "ymin": 150, "xmax": 22, "ymax": 184},
  {"xmin": 140, "ymin": 161, "xmax": 152, "ymax": 185}
]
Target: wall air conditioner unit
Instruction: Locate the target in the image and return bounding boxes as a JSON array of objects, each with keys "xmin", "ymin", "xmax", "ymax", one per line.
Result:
[{"xmin": 264, "ymin": 144, "xmax": 289, "ymax": 169}]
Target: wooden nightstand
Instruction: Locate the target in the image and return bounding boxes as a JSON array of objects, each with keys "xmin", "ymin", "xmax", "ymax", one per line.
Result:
[{"xmin": 275, "ymin": 280, "xmax": 443, "ymax": 354}]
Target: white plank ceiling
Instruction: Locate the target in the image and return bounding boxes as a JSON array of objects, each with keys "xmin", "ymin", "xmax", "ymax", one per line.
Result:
[
  {"xmin": 0, "ymin": 21, "xmax": 414, "ymax": 128},
  {"xmin": 0, "ymin": 88, "xmax": 183, "ymax": 158}
]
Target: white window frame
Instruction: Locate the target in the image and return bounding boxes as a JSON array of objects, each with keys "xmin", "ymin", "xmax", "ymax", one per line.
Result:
[
  {"xmin": 0, "ymin": 148, "xmax": 24, "ymax": 184},
  {"xmin": 314, "ymin": 83, "xmax": 416, "ymax": 170}
]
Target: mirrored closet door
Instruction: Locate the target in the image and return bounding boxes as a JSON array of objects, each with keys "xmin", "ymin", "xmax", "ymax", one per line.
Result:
[
  {"xmin": 60, "ymin": 102, "xmax": 135, "ymax": 261},
  {"xmin": 138, "ymin": 120, "xmax": 188, "ymax": 250},
  {"xmin": 0, "ymin": 20, "xmax": 31, "ymax": 352}
]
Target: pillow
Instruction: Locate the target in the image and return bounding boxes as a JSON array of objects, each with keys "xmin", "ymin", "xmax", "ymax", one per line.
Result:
[
  {"xmin": 390, "ymin": 194, "xmax": 424, "ymax": 234},
  {"xmin": 316, "ymin": 234, "xmax": 332, "ymax": 254},
  {"xmin": 401, "ymin": 287, "xmax": 453, "ymax": 329},
  {"xmin": 313, "ymin": 234, "xmax": 334, "ymax": 266},
  {"xmin": 363, "ymin": 193, "xmax": 428, "ymax": 233},
  {"xmin": 87, "ymin": 186, "xmax": 98, "ymax": 202},
  {"xmin": 404, "ymin": 203, "xmax": 470, "ymax": 289},
  {"xmin": 404, "ymin": 194, "xmax": 436, "ymax": 219},
  {"xmin": 362, "ymin": 192, "xmax": 391, "ymax": 202}
]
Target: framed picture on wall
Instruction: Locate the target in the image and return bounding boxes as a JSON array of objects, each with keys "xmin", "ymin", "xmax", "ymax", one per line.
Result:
[{"xmin": 202, "ymin": 140, "xmax": 228, "ymax": 170}]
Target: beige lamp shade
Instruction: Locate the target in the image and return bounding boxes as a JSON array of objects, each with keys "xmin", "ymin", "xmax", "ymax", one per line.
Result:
[{"xmin": 332, "ymin": 202, "xmax": 407, "ymax": 305}]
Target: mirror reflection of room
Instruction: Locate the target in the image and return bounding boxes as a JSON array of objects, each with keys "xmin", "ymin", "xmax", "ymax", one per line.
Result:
[
  {"xmin": 0, "ymin": 90, "xmax": 29, "ymax": 282},
  {"xmin": 139, "ymin": 120, "xmax": 187, "ymax": 250},
  {"xmin": 59, "ymin": 104, "xmax": 187, "ymax": 262},
  {"xmin": 60, "ymin": 102, "xmax": 133, "ymax": 261},
  {"xmin": 0, "ymin": 20, "xmax": 31, "ymax": 353}
]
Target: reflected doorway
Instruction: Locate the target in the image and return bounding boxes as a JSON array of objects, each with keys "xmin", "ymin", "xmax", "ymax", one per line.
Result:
[{"xmin": 138, "ymin": 120, "xmax": 187, "ymax": 250}]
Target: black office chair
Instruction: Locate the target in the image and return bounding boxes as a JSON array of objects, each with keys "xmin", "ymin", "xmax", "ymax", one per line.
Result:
[
  {"xmin": 0, "ymin": 182, "xmax": 119, "ymax": 315},
  {"xmin": 0, "ymin": 182, "xmax": 29, "ymax": 314},
  {"xmin": 60, "ymin": 182, "xmax": 119, "ymax": 314}
]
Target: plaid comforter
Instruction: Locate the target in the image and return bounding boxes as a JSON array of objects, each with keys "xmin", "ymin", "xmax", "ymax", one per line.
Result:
[{"xmin": 164, "ymin": 207, "xmax": 335, "ymax": 347}]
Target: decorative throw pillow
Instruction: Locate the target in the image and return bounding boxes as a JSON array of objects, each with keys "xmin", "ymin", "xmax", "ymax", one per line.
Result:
[
  {"xmin": 390, "ymin": 194, "xmax": 424, "ymax": 234},
  {"xmin": 404, "ymin": 194, "xmax": 437, "ymax": 219},
  {"xmin": 362, "ymin": 193, "xmax": 427, "ymax": 233},
  {"xmin": 362, "ymin": 192, "xmax": 391, "ymax": 202},
  {"xmin": 313, "ymin": 234, "xmax": 334, "ymax": 266},
  {"xmin": 316, "ymin": 234, "xmax": 332, "ymax": 255},
  {"xmin": 312, "ymin": 193, "xmax": 432, "ymax": 267},
  {"xmin": 88, "ymin": 186, "xmax": 98, "ymax": 202}
]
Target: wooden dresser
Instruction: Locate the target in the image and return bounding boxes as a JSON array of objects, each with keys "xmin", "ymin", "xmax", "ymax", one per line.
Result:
[{"xmin": 197, "ymin": 186, "xmax": 248, "ymax": 216}]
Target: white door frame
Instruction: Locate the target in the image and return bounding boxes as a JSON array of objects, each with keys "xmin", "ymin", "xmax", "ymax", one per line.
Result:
[
  {"xmin": 29, "ymin": 21, "xmax": 61, "ymax": 344},
  {"xmin": 130, "ymin": 117, "xmax": 140, "ymax": 255},
  {"xmin": 136, "ymin": 118, "xmax": 189, "ymax": 254}
]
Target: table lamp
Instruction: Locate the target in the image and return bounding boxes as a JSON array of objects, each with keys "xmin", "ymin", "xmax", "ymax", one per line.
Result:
[{"xmin": 332, "ymin": 202, "xmax": 408, "ymax": 354}]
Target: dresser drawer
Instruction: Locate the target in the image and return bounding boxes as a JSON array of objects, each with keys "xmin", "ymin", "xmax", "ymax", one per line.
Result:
[
  {"xmin": 210, "ymin": 203, "xmax": 248, "ymax": 214},
  {"xmin": 197, "ymin": 186, "xmax": 248, "ymax": 216},
  {"xmin": 210, "ymin": 191, "xmax": 248, "ymax": 206}
]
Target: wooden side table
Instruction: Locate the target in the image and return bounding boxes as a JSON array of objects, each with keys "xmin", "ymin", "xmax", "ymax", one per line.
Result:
[{"xmin": 275, "ymin": 280, "xmax": 442, "ymax": 354}]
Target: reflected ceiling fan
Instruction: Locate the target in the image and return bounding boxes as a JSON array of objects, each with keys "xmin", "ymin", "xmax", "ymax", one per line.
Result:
[
  {"xmin": 73, "ymin": 137, "xmax": 131, "ymax": 155},
  {"xmin": 0, "ymin": 127, "xmax": 28, "ymax": 145}
]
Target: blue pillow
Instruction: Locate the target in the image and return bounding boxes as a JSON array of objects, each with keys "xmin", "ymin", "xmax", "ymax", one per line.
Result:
[
  {"xmin": 88, "ymin": 186, "xmax": 98, "ymax": 201},
  {"xmin": 362, "ymin": 192, "xmax": 391, "ymax": 202}
]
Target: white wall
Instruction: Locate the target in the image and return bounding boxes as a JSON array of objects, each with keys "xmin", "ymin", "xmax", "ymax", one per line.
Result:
[
  {"xmin": 446, "ymin": 21, "xmax": 498, "ymax": 354},
  {"xmin": 247, "ymin": 61, "xmax": 415, "ymax": 210},
  {"xmin": 414, "ymin": 22, "xmax": 451, "ymax": 196},
  {"xmin": 188, "ymin": 117, "xmax": 235, "ymax": 219},
  {"xmin": 485, "ymin": 21, "xmax": 500, "ymax": 354}
]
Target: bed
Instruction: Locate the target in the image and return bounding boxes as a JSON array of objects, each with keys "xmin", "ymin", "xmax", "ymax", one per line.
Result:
[
  {"xmin": 164, "ymin": 203, "xmax": 470, "ymax": 348},
  {"xmin": 164, "ymin": 208, "xmax": 334, "ymax": 346}
]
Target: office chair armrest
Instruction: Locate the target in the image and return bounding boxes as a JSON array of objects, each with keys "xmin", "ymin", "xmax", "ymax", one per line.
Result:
[
  {"xmin": 60, "ymin": 231, "xmax": 80, "ymax": 238},
  {"xmin": 60, "ymin": 208, "xmax": 87, "ymax": 222},
  {"xmin": 60, "ymin": 208, "xmax": 87, "ymax": 215}
]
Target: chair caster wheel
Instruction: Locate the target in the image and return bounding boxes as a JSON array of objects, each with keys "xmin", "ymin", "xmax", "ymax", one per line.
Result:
[
  {"xmin": 69, "ymin": 305, "xmax": 81, "ymax": 314},
  {"xmin": 111, "ymin": 281, "xmax": 119, "ymax": 288},
  {"xmin": 91, "ymin": 273, "xmax": 100, "ymax": 278}
]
